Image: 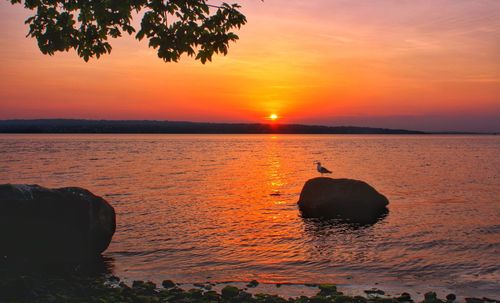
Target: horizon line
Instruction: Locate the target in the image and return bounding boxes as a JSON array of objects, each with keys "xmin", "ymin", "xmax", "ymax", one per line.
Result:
[{"xmin": 0, "ymin": 118, "xmax": 497, "ymax": 135}]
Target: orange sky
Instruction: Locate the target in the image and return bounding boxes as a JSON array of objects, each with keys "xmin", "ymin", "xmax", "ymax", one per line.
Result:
[{"xmin": 0, "ymin": 1, "xmax": 499, "ymax": 131}]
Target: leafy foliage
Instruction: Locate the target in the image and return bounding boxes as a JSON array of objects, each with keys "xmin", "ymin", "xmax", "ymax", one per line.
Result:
[{"xmin": 9, "ymin": 0, "xmax": 247, "ymax": 63}]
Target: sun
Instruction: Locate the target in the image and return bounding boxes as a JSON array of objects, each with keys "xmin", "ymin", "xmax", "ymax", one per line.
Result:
[{"xmin": 269, "ymin": 114, "xmax": 279, "ymax": 121}]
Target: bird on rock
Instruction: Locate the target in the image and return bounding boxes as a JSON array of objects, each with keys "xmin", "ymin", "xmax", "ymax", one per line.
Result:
[{"xmin": 314, "ymin": 161, "xmax": 332, "ymax": 176}]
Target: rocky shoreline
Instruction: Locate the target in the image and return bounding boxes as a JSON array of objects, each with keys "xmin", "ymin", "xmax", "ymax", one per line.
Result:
[{"xmin": 1, "ymin": 272, "xmax": 497, "ymax": 303}]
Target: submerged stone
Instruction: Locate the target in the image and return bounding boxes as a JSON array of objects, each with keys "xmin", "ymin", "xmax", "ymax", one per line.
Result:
[
  {"xmin": 397, "ymin": 292, "xmax": 412, "ymax": 302},
  {"xmin": 203, "ymin": 290, "xmax": 221, "ymax": 301},
  {"xmin": 424, "ymin": 292, "xmax": 438, "ymax": 303},
  {"xmin": 144, "ymin": 281, "xmax": 156, "ymax": 290},
  {"xmin": 221, "ymin": 285, "xmax": 240, "ymax": 298},
  {"xmin": 187, "ymin": 288, "xmax": 203, "ymax": 299},
  {"xmin": 318, "ymin": 283, "xmax": 338, "ymax": 295},
  {"xmin": 365, "ymin": 288, "xmax": 386, "ymax": 295},
  {"xmin": 161, "ymin": 280, "xmax": 175, "ymax": 289}
]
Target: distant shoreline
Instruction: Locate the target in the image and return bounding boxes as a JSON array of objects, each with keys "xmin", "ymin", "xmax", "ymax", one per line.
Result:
[{"xmin": 0, "ymin": 119, "xmax": 493, "ymax": 135}]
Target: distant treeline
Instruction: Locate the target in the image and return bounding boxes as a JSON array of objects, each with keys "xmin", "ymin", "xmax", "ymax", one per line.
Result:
[{"xmin": 0, "ymin": 119, "xmax": 426, "ymax": 134}]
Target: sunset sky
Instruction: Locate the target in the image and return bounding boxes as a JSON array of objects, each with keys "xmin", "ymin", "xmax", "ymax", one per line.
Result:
[{"xmin": 0, "ymin": 0, "xmax": 499, "ymax": 132}]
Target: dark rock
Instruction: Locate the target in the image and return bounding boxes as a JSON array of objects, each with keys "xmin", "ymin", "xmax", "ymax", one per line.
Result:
[
  {"xmin": 238, "ymin": 290, "xmax": 253, "ymax": 300},
  {"xmin": 446, "ymin": 294, "xmax": 457, "ymax": 302},
  {"xmin": 0, "ymin": 184, "xmax": 115, "ymax": 260},
  {"xmin": 254, "ymin": 293, "xmax": 287, "ymax": 303},
  {"xmin": 365, "ymin": 288, "xmax": 385, "ymax": 296},
  {"xmin": 397, "ymin": 292, "xmax": 412, "ymax": 302},
  {"xmin": 203, "ymin": 284, "xmax": 212, "ymax": 290},
  {"xmin": 187, "ymin": 289, "xmax": 203, "ymax": 299},
  {"xmin": 309, "ymin": 295, "xmax": 331, "ymax": 303},
  {"xmin": 221, "ymin": 285, "xmax": 239, "ymax": 298},
  {"xmin": 161, "ymin": 280, "xmax": 175, "ymax": 289},
  {"xmin": 119, "ymin": 282, "xmax": 130, "ymax": 290},
  {"xmin": 247, "ymin": 279, "xmax": 259, "ymax": 288},
  {"xmin": 318, "ymin": 284, "xmax": 337, "ymax": 295},
  {"xmin": 424, "ymin": 292, "xmax": 438, "ymax": 303},
  {"xmin": 465, "ymin": 298, "xmax": 485, "ymax": 303},
  {"xmin": 203, "ymin": 290, "xmax": 221, "ymax": 301},
  {"xmin": 133, "ymin": 280, "xmax": 145, "ymax": 288},
  {"xmin": 108, "ymin": 275, "xmax": 120, "ymax": 283},
  {"xmin": 298, "ymin": 178, "xmax": 389, "ymax": 223},
  {"xmin": 144, "ymin": 281, "xmax": 156, "ymax": 290}
]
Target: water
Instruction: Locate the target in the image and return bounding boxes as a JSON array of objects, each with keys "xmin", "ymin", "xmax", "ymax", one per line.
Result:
[{"xmin": 0, "ymin": 134, "xmax": 499, "ymax": 297}]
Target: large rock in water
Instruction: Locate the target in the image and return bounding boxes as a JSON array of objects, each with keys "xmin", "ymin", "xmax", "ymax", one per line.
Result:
[
  {"xmin": 0, "ymin": 184, "xmax": 116, "ymax": 260},
  {"xmin": 298, "ymin": 178, "xmax": 389, "ymax": 223}
]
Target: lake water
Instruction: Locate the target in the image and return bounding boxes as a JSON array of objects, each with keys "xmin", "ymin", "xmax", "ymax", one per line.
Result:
[{"xmin": 0, "ymin": 134, "xmax": 499, "ymax": 298}]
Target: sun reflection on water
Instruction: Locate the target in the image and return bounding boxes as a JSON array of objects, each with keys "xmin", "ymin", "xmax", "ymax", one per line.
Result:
[{"xmin": 0, "ymin": 134, "xmax": 499, "ymax": 296}]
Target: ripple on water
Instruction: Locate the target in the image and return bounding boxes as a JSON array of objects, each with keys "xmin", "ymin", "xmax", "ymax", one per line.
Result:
[{"xmin": 0, "ymin": 134, "xmax": 499, "ymax": 298}]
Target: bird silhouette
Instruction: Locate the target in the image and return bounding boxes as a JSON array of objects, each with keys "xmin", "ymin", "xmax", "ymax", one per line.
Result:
[{"xmin": 314, "ymin": 161, "xmax": 332, "ymax": 176}]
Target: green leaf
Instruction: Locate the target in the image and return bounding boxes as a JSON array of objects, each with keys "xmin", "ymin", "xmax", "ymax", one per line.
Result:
[{"xmin": 12, "ymin": 0, "xmax": 248, "ymax": 63}]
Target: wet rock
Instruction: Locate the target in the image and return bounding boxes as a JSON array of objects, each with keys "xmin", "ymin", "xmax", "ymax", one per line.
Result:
[
  {"xmin": 221, "ymin": 285, "xmax": 240, "ymax": 298},
  {"xmin": 397, "ymin": 292, "xmax": 412, "ymax": 302},
  {"xmin": 144, "ymin": 281, "xmax": 156, "ymax": 290},
  {"xmin": 203, "ymin": 290, "xmax": 221, "ymax": 301},
  {"xmin": 446, "ymin": 294, "xmax": 456, "ymax": 302},
  {"xmin": 297, "ymin": 178, "xmax": 389, "ymax": 223},
  {"xmin": 255, "ymin": 293, "xmax": 287, "ymax": 303},
  {"xmin": 238, "ymin": 290, "xmax": 253, "ymax": 300},
  {"xmin": 309, "ymin": 295, "xmax": 334, "ymax": 303},
  {"xmin": 318, "ymin": 284, "xmax": 338, "ymax": 295},
  {"xmin": 119, "ymin": 282, "xmax": 130, "ymax": 290},
  {"xmin": 365, "ymin": 288, "xmax": 385, "ymax": 295},
  {"xmin": 133, "ymin": 280, "xmax": 145, "ymax": 288},
  {"xmin": 0, "ymin": 184, "xmax": 115, "ymax": 260},
  {"xmin": 187, "ymin": 288, "xmax": 203, "ymax": 299},
  {"xmin": 108, "ymin": 275, "xmax": 120, "ymax": 283},
  {"xmin": 203, "ymin": 284, "xmax": 212, "ymax": 290},
  {"xmin": 161, "ymin": 280, "xmax": 175, "ymax": 289},
  {"xmin": 424, "ymin": 292, "xmax": 438, "ymax": 303}
]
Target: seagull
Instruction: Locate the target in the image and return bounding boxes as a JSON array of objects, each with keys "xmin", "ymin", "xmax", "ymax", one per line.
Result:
[{"xmin": 314, "ymin": 161, "xmax": 332, "ymax": 176}]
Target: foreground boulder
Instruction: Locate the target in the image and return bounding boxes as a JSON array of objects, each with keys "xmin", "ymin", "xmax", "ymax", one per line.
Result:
[
  {"xmin": 298, "ymin": 178, "xmax": 389, "ymax": 223},
  {"xmin": 0, "ymin": 184, "xmax": 115, "ymax": 260}
]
